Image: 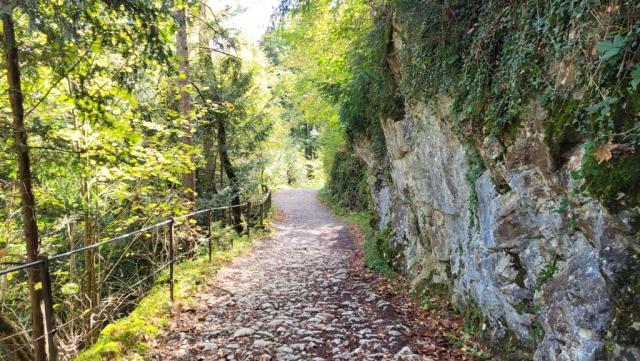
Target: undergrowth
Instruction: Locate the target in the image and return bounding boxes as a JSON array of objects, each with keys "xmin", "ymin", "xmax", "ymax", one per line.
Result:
[
  {"xmin": 74, "ymin": 227, "xmax": 271, "ymax": 361},
  {"xmin": 327, "ymin": 148, "xmax": 373, "ymax": 211}
]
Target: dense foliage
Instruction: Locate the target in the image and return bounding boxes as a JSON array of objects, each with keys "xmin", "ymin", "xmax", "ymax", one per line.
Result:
[
  {"xmin": 263, "ymin": 0, "xmax": 376, "ymax": 184},
  {"xmin": 0, "ymin": 1, "xmax": 277, "ymax": 359},
  {"xmin": 391, "ymin": 0, "xmax": 640, "ymax": 210},
  {"xmin": 271, "ymin": 0, "xmax": 640, "ymax": 211}
]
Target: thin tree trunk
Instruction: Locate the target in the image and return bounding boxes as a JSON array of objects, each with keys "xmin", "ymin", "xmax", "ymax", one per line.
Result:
[
  {"xmin": 216, "ymin": 117, "xmax": 242, "ymax": 233},
  {"xmin": 81, "ymin": 176, "xmax": 98, "ymax": 344},
  {"xmin": 65, "ymin": 218, "xmax": 79, "ymax": 336},
  {"xmin": 304, "ymin": 123, "xmax": 313, "ymax": 179},
  {"xmin": 176, "ymin": 6, "xmax": 196, "ymax": 203},
  {"xmin": 211, "ymin": 156, "xmax": 218, "ymax": 193},
  {"xmin": 219, "ymin": 152, "xmax": 224, "ymax": 189},
  {"xmin": 203, "ymin": 135, "xmax": 218, "ymax": 194},
  {"xmin": 68, "ymin": 74, "xmax": 99, "ymax": 345},
  {"xmin": 2, "ymin": 11, "xmax": 46, "ymax": 361}
]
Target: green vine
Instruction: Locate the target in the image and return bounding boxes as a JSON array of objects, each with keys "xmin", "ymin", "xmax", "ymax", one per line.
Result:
[{"xmin": 386, "ymin": 0, "xmax": 640, "ymax": 209}]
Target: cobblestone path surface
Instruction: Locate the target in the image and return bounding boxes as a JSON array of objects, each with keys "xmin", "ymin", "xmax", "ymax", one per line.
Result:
[{"xmin": 150, "ymin": 189, "xmax": 429, "ymax": 361}]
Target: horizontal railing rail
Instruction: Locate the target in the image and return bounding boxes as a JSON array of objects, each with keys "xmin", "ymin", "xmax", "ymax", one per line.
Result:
[
  {"xmin": 0, "ymin": 188, "xmax": 273, "ymax": 361},
  {"xmin": 0, "ymin": 259, "xmax": 44, "ymax": 277}
]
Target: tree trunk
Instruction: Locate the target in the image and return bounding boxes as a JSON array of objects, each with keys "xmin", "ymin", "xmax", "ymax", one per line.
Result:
[
  {"xmin": 304, "ymin": 123, "xmax": 313, "ymax": 179},
  {"xmin": 65, "ymin": 218, "xmax": 79, "ymax": 337},
  {"xmin": 216, "ymin": 117, "xmax": 242, "ymax": 233},
  {"xmin": 203, "ymin": 135, "xmax": 218, "ymax": 194},
  {"xmin": 81, "ymin": 176, "xmax": 98, "ymax": 345},
  {"xmin": 2, "ymin": 11, "xmax": 46, "ymax": 361},
  {"xmin": 219, "ymin": 152, "xmax": 224, "ymax": 189},
  {"xmin": 176, "ymin": 6, "xmax": 196, "ymax": 203},
  {"xmin": 68, "ymin": 74, "xmax": 100, "ymax": 346}
]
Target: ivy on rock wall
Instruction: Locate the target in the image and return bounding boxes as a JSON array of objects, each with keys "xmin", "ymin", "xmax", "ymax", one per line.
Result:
[
  {"xmin": 333, "ymin": 5, "xmax": 404, "ymax": 145},
  {"xmin": 273, "ymin": 0, "xmax": 640, "ymax": 215},
  {"xmin": 391, "ymin": 0, "xmax": 640, "ymax": 211},
  {"xmin": 328, "ymin": 147, "xmax": 372, "ymax": 212}
]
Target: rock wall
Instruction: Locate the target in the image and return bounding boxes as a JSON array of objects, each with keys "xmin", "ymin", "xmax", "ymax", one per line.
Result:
[{"xmin": 351, "ymin": 14, "xmax": 640, "ymax": 361}]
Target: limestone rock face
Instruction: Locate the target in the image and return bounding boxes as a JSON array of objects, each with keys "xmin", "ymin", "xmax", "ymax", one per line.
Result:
[{"xmin": 355, "ymin": 96, "xmax": 638, "ymax": 359}]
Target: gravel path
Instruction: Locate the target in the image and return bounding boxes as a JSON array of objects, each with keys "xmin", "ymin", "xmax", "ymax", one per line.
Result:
[{"xmin": 149, "ymin": 189, "xmax": 427, "ymax": 361}]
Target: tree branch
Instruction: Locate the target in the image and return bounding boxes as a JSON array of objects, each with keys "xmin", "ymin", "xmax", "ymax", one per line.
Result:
[{"xmin": 198, "ymin": 46, "xmax": 243, "ymax": 61}]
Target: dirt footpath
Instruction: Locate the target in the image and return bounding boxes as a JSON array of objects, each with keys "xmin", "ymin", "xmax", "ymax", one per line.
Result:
[{"xmin": 149, "ymin": 189, "xmax": 484, "ymax": 361}]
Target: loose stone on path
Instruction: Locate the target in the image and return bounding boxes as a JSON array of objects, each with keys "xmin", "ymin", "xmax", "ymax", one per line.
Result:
[{"xmin": 149, "ymin": 189, "xmax": 441, "ymax": 360}]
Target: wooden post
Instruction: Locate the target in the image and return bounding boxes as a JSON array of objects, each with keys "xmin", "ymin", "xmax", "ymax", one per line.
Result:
[
  {"xmin": 207, "ymin": 210, "xmax": 212, "ymax": 263},
  {"xmin": 246, "ymin": 202, "xmax": 251, "ymax": 236},
  {"xmin": 267, "ymin": 192, "xmax": 271, "ymax": 212},
  {"xmin": 36, "ymin": 256, "xmax": 57, "ymax": 361},
  {"xmin": 168, "ymin": 219, "xmax": 175, "ymax": 303},
  {"xmin": 259, "ymin": 201, "xmax": 264, "ymax": 227}
]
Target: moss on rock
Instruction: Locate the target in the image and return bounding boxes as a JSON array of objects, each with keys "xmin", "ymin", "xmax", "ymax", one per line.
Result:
[
  {"xmin": 610, "ymin": 251, "xmax": 640, "ymax": 348},
  {"xmin": 544, "ymin": 98, "xmax": 583, "ymax": 168},
  {"xmin": 582, "ymin": 143, "xmax": 640, "ymax": 210}
]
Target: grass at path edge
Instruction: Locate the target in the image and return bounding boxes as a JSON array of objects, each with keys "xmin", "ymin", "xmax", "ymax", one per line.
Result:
[{"xmin": 75, "ymin": 228, "xmax": 271, "ymax": 361}]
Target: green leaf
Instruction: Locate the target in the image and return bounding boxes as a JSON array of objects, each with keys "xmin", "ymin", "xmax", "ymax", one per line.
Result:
[
  {"xmin": 631, "ymin": 64, "xmax": 640, "ymax": 91},
  {"xmin": 61, "ymin": 282, "xmax": 80, "ymax": 296},
  {"xmin": 586, "ymin": 100, "xmax": 606, "ymax": 114},
  {"xmin": 570, "ymin": 170, "xmax": 583, "ymax": 180},
  {"xmin": 596, "ymin": 36, "xmax": 627, "ymax": 61},
  {"xmin": 613, "ymin": 35, "xmax": 628, "ymax": 48}
]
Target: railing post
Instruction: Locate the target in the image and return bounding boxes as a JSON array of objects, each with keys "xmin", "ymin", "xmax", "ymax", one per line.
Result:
[
  {"xmin": 267, "ymin": 191, "xmax": 271, "ymax": 212},
  {"xmin": 36, "ymin": 256, "xmax": 57, "ymax": 361},
  {"xmin": 168, "ymin": 218, "xmax": 175, "ymax": 303},
  {"xmin": 259, "ymin": 201, "xmax": 264, "ymax": 227},
  {"xmin": 207, "ymin": 209, "xmax": 213, "ymax": 263},
  {"xmin": 246, "ymin": 202, "xmax": 251, "ymax": 236}
]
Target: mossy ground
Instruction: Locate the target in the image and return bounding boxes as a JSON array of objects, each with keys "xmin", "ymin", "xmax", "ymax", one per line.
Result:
[{"xmin": 74, "ymin": 226, "xmax": 272, "ymax": 361}]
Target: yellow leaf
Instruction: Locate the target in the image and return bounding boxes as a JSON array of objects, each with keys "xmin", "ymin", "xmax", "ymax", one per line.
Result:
[{"xmin": 594, "ymin": 143, "xmax": 621, "ymax": 164}]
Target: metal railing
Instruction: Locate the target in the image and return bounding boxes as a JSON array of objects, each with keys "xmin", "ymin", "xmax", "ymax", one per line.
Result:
[{"xmin": 0, "ymin": 189, "xmax": 272, "ymax": 361}]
